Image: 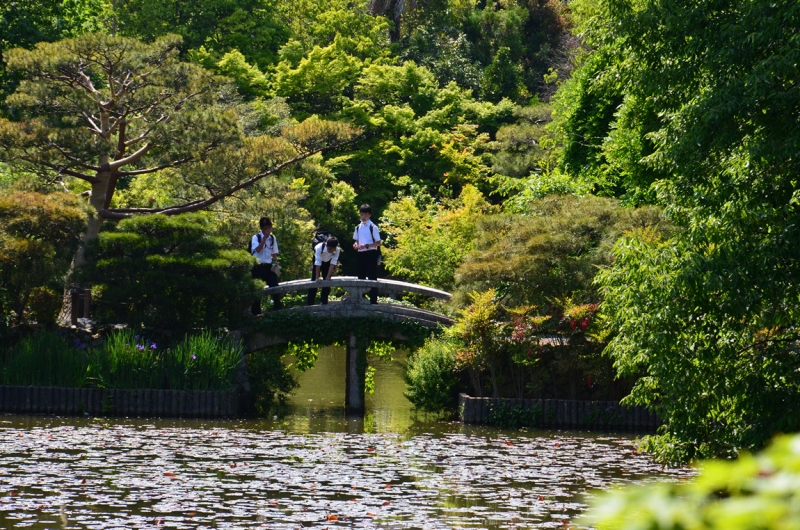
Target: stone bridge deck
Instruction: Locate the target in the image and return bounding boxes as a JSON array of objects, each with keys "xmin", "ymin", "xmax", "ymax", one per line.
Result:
[{"xmin": 261, "ymin": 277, "xmax": 453, "ymax": 327}]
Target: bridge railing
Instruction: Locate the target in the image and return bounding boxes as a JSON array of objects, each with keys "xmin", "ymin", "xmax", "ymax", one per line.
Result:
[{"xmin": 262, "ymin": 276, "xmax": 452, "ymax": 305}]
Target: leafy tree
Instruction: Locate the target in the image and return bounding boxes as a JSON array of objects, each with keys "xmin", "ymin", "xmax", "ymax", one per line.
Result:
[
  {"xmin": 79, "ymin": 213, "xmax": 259, "ymax": 330},
  {"xmin": 490, "ymin": 103, "xmax": 552, "ymax": 179},
  {"xmin": 334, "ymin": 61, "xmax": 515, "ymax": 206},
  {"xmin": 0, "ymin": 192, "xmax": 89, "ymax": 326},
  {"xmin": 115, "ymin": 0, "xmax": 289, "ymax": 69},
  {"xmin": 0, "ymin": 34, "xmax": 356, "ymax": 272},
  {"xmin": 191, "ymin": 47, "xmax": 270, "ymax": 98},
  {"xmin": 0, "ymin": 0, "xmax": 106, "ymax": 99},
  {"xmin": 563, "ymin": 0, "xmax": 800, "ymax": 462},
  {"xmin": 396, "ymin": 0, "xmax": 571, "ymax": 96},
  {"xmin": 457, "ymin": 195, "xmax": 668, "ymax": 307},
  {"xmin": 381, "ymin": 184, "xmax": 497, "ymax": 290},
  {"xmin": 273, "ymin": 3, "xmax": 391, "ymax": 116}
]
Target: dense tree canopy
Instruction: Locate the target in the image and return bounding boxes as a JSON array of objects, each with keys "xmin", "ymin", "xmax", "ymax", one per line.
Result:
[{"xmin": 556, "ymin": 0, "xmax": 800, "ymax": 461}]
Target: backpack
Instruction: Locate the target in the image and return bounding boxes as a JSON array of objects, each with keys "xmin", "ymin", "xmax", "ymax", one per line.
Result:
[
  {"xmin": 248, "ymin": 233, "xmax": 274, "ymax": 255},
  {"xmin": 311, "ymin": 230, "xmax": 333, "ymax": 252}
]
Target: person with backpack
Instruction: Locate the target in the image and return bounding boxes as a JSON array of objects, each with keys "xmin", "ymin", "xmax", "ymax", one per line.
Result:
[
  {"xmin": 352, "ymin": 204, "xmax": 381, "ymax": 304},
  {"xmin": 250, "ymin": 217, "xmax": 283, "ymax": 314},
  {"xmin": 307, "ymin": 236, "xmax": 341, "ymax": 306}
]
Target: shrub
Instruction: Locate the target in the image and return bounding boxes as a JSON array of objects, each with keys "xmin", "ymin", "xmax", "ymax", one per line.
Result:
[
  {"xmin": 0, "ymin": 191, "xmax": 89, "ymax": 325},
  {"xmin": 404, "ymin": 336, "xmax": 459, "ymax": 413},
  {"xmin": 583, "ymin": 433, "xmax": 800, "ymax": 529},
  {"xmin": 247, "ymin": 347, "xmax": 298, "ymax": 416},
  {"xmin": 27, "ymin": 287, "xmax": 64, "ymax": 327},
  {"xmin": 81, "ymin": 213, "xmax": 261, "ymax": 330}
]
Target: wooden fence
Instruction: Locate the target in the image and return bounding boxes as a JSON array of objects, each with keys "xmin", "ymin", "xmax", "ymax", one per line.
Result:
[
  {"xmin": 0, "ymin": 385, "xmax": 237, "ymax": 418},
  {"xmin": 459, "ymin": 394, "xmax": 659, "ymax": 432}
]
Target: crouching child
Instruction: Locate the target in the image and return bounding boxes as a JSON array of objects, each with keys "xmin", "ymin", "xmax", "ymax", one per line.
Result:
[{"xmin": 307, "ymin": 237, "xmax": 340, "ymax": 305}]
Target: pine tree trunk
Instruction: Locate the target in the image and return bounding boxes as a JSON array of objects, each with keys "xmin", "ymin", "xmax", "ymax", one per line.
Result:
[{"xmin": 57, "ymin": 173, "xmax": 109, "ymax": 323}]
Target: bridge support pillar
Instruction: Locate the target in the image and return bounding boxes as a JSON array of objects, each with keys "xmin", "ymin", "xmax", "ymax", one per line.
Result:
[{"xmin": 345, "ymin": 333, "xmax": 366, "ymax": 414}]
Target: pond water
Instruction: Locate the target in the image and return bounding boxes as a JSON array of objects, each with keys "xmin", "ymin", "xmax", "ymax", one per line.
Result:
[{"xmin": 0, "ymin": 347, "xmax": 691, "ymax": 529}]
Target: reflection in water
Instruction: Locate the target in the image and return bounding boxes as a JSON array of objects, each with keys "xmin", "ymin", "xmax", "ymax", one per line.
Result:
[
  {"xmin": 284, "ymin": 346, "xmax": 418, "ymax": 434},
  {"xmin": 0, "ymin": 346, "xmax": 691, "ymax": 529}
]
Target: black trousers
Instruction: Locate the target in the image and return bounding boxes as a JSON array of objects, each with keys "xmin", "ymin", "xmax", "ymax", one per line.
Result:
[
  {"xmin": 251, "ymin": 263, "xmax": 282, "ymax": 314},
  {"xmin": 356, "ymin": 250, "xmax": 379, "ymax": 304},
  {"xmin": 307, "ymin": 260, "xmax": 333, "ymax": 305}
]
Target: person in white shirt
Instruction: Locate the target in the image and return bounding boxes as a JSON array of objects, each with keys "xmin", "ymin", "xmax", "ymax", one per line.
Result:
[
  {"xmin": 307, "ymin": 237, "xmax": 341, "ymax": 305},
  {"xmin": 352, "ymin": 204, "xmax": 381, "ymax": 304},
  {"xmin": 250, "ymin": 217, "xmax": 282, "ymax": 314}
]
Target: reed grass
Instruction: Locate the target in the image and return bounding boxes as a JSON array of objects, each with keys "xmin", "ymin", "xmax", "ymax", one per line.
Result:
[
  {"xmin": 2, "ymin": 329, "xmax": 242, "ymax": 391},
  {"xmin": 164, "ymin": 330, "xmax": 242, "ymax": 391},
  {"xmin": 1, "ymin": 332, "xmax": 88, "ymax": 387}
]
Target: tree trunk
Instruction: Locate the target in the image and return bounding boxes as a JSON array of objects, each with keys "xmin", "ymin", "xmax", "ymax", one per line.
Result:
[{"xmin": 58, "ymin": 174, "xmax": 110, "ymax": 323}]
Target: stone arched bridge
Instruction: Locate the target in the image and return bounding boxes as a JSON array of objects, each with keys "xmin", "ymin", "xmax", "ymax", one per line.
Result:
[{"xmin": 232, "ymin": 277, "xmax": 453, "ymax": 414}]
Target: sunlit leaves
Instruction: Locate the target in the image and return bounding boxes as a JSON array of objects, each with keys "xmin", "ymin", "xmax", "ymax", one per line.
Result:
[
  {"xmin": 585, "ymin": 433, "xmax": 800, "ymax": 529},
  {"xmin": 0, "ymin": 192, "xmax": 89, "ymax": 324}
]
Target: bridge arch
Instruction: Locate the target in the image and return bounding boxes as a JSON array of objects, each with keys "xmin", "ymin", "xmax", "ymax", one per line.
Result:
[{"xmin": 232, "ymin": 278, "xmax": 452, "ymax": 414}]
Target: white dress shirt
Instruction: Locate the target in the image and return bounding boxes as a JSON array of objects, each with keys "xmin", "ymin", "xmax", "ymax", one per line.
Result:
[
  {"xmin": 314, "ymin": 242, "xmax": 341, "ymax": 266},
  {"xmin": 353, "ymin": 221, "xmax": 381, "ymax": 252},
  {"xmin": 251, "ymin": 233, "xmax": 278, "ymax": 264}
]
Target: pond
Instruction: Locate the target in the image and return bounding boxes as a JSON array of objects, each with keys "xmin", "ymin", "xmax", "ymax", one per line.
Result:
[{"xmin": 0, "ymin": 347, "xmax": 691, "ymax": 529}]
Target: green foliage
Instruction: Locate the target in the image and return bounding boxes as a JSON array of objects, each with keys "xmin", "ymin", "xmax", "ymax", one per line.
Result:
[
  {"xmin": 598, "ymin": 228, "xmax": 800, "ymax": 464},
  {"xmin": 250, "ymin": 311, "xmax": 435, "ymax": 351},
  {"xmin": 2, "ymin": 329, "xmax": 242, "ymax": 391},
  {"xmin": 335, "ymin": 60, "xmax": 515, "ymax": 205},
  {"xmin": 272, "ymin": 2, "xmax": 391, "ymax": 116},
  {"xmin": 115, "ymin": 0, "xmax": 289, "ymax": 69},
  {"xmin": 563, "ymin": 0, "xmax": 800, "ymax": 462},
  {"xmin": 91, "ymin": 329, "xmax": 241, "ymax": 390},
  {"xmin": 210, "ymin": 175, "xmax": 318, "ymax": 281},
  {"xmin": 397, "ymin": 0, "xmax": 570, "ymax": 97},
  {"xmin": 81, "ymin": 214, "xmax": 260, "ymax": 330},
  {"xmin": 27, "ymin": 287, "xmax": 63, "ymax": 327},
  {"xmin": 584, "ymin": 433, "xmax": 800, "ymax": 529},
  {"xmin": 457, "ymin": 195, "xmax": 668, "ymax": 307},
  {"xmin": 381, "ymin": 184, "xmax": 497, "ymax": 290},
  {"xmin": 367, "ymin": 340, "xmax": 395, "ymax": 362},
  {"xmin": 288, "ymin": 341, "xmax": 320, "ymax": 372},
  {"xmin": 163, "ymin": 330, "xmax": 242, "ymax": 391},
  {"xmin": 0, "ymin": 32, "xmax": 356, "ymax": 280},
  {"xmin": 489, "ymin": 103, "xmax": 553, "ymax": 179},
  {"xmin": 481, "ymin": 47, "xmax": 526, "ymax": 103},
  {"xmin": 1, "ymin": 332, "xmax": 88, "ymax": 387},
  {"xmin": 0, "ymin": 191, "xmax": 89, "ymax": 324},
  {"xmin": 404, "ymin": 336, "xmax": 459, "ymax": 413},
  {"xmin": 192, "ymin": 47, "xmax": 270, "ymax": 97},
  {"xmin": 0, "ymin": 0, "xmax": 107, "ymax": 98},
  {"xmin": 91, "ymin": 329, "xmax": 163, "ymax": 389},
  {"xmin": 247, "ymin": 346, "xmax": 298, "ymax": 416},
  {"xmin": 365, "ymin": 340, "xmax": 396, "ymax": 395}
]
